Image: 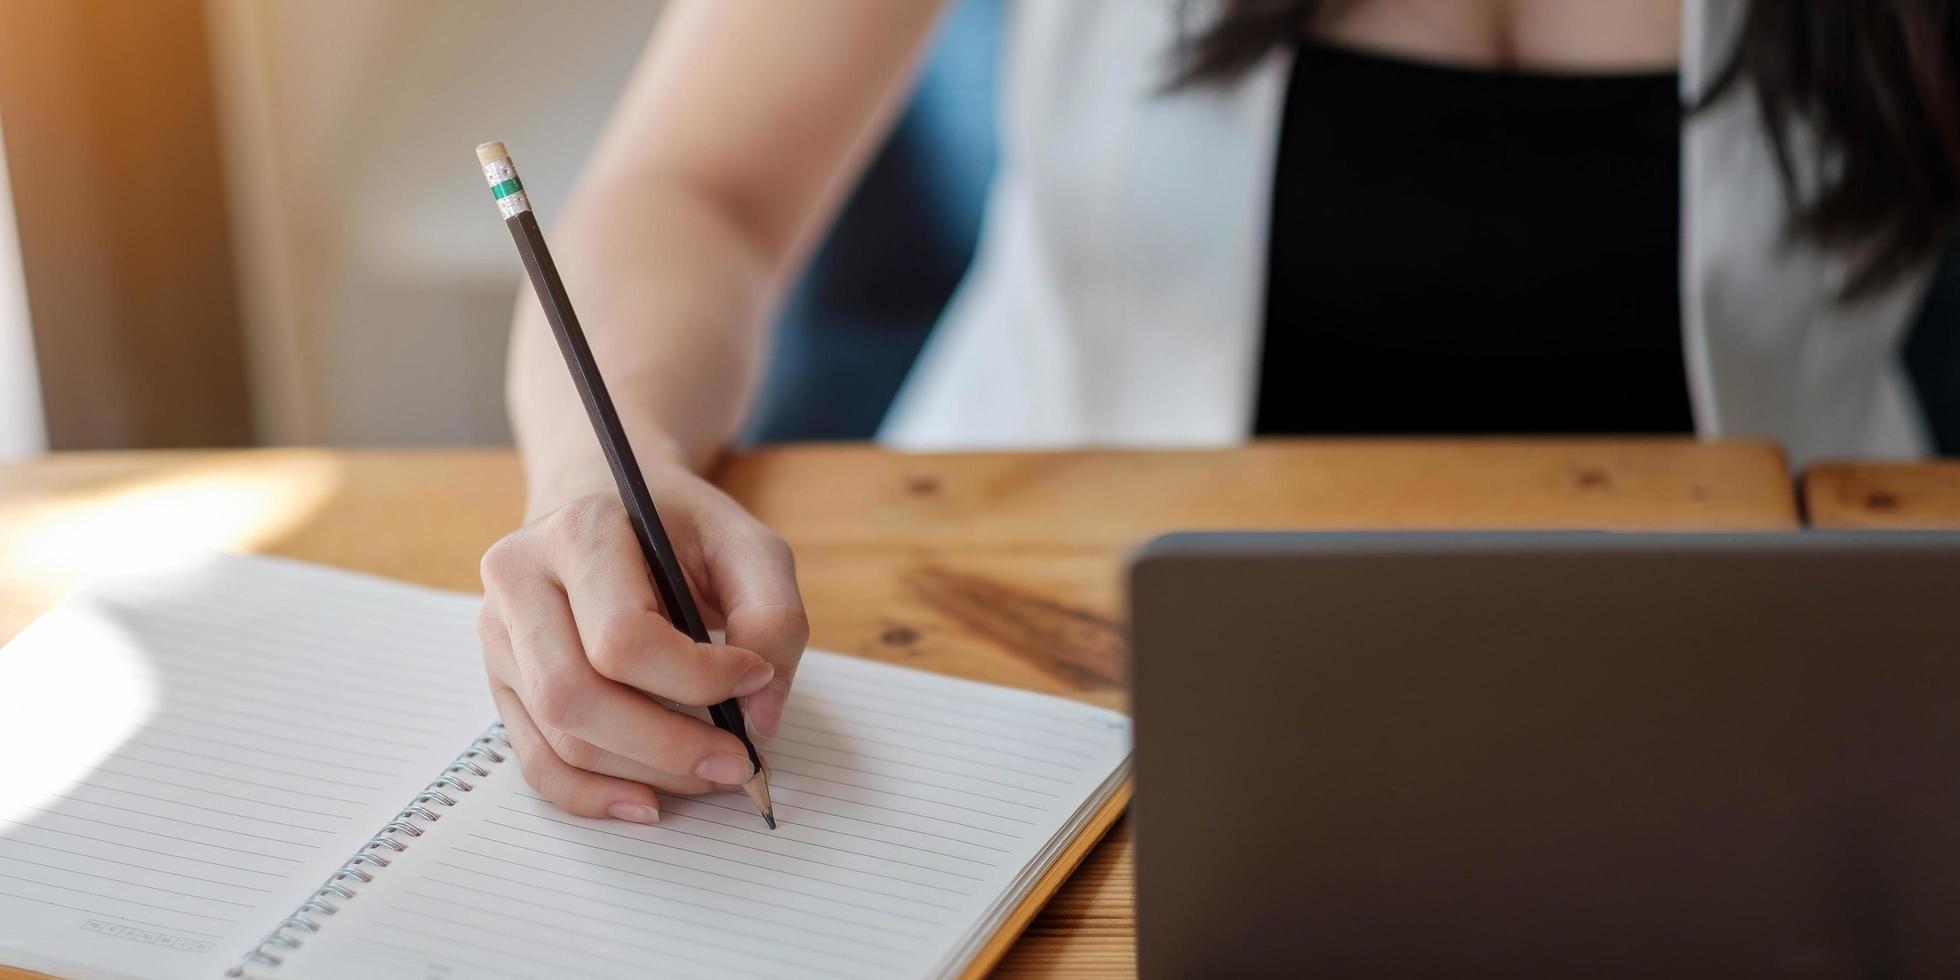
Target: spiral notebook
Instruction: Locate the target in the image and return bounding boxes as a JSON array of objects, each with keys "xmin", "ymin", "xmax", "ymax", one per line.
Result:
[{"xmin": 0, "ymin": 555, "xmax": 1132, "ymax": 980}]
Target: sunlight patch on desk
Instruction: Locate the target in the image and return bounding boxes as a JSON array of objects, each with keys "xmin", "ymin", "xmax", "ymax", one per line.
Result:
[
  {"xmin": 0, "ymin": 456, "xmax": 342, "ymax": 623},
  {"xmin": 0, "ymin": 604, "xmax": 156, "ymax": 825}
]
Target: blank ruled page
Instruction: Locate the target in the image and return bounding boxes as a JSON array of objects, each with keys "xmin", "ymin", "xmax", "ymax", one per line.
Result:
[
  {"xmin": 279, "ymin": 651, "xmax": 1132, "ymax": 980},
  {"xmin": 0, "ymin": 555, "xmax": 497, "ymax": 980}
]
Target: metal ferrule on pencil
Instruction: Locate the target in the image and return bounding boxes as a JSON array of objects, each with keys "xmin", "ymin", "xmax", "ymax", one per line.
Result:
[{"xmin": 477, "ymin": 143, "xmax": 532, "ymax": 219}]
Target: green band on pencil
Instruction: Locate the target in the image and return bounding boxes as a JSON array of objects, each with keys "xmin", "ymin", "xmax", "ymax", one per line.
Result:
[{"xmin": 477, "ymin": 142, "xmax": 533, "ymax": 219}]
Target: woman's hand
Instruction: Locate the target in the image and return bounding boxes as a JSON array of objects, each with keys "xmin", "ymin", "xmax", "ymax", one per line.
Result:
[{"xmin": 477, "ymin": 463, "xmax": 807, "ymax": 824}]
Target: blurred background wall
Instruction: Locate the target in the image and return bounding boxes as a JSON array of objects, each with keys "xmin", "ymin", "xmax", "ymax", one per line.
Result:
[
  {"xmin": 0, "ymin": 0, "xmax": 250, "ymax": 454},
  {"xmin": 0, "ymin": 0, "xmax": 995, "ymax": 456},
  {"xmin": 204, "ymin": 0, "xmax": 666, "ymax": 447}
]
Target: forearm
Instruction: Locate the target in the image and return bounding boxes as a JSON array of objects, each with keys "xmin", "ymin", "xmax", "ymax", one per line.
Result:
[
  {"xmin": 508, "ymin": 177, "xmax": 774, "ymax": 515},
  {"xmin": 505, "ymin": 0, "xmax": 946, "ymax": 517}
]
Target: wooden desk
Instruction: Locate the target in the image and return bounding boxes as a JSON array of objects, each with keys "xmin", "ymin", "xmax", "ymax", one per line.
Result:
[
  {"xmin": 0, "ymin": 439, "xmax": 1798, "ymax": 977},
  {"xmin": 1802, "ymin": 460, "xmax": 1960, "ymax": 529}
]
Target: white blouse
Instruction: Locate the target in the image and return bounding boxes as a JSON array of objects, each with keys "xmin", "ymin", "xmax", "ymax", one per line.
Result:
[{"xmin": 879, "ymin": 0, "xmax": 1936, "ymax": 464}]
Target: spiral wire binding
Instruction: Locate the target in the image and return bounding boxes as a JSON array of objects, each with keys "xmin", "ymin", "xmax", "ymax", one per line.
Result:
[{"xmin": 225, "ymin": 724, "xmax": 511, "ymax": 977}]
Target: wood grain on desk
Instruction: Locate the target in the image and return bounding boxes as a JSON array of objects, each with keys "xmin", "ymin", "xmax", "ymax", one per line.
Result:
[
  {"xmin": 0, "ymin": 439, "xmax": 1798, "ymax": 978},
  {"xmin": 1802, "ymin": 460, "xmax": 1960, "ymax": 529}
]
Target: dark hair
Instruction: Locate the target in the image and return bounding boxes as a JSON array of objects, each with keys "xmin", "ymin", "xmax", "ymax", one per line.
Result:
[{"xmin": 1176, "ymin": 0, "xmax": 1960, "ymax": 298}]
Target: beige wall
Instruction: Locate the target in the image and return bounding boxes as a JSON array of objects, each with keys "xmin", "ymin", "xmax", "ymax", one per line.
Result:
[
  {"xmin": 205, "ymin": 0, "xmax": 664, "ymax": 446},
  {"xmin": 0, "ymin": 0, "xmax": 251, "ymax": 452}
]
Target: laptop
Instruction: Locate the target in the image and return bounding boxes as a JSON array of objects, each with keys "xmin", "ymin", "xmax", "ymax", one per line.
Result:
[{"xmin": 1129, "ymin": 532, "xmax": 1960, "ymax": 978}]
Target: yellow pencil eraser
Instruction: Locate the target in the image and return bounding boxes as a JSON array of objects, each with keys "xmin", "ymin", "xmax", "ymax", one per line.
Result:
[{"xmin": 475, "ymin": 141, "xmax": 510, "ymax": 166}]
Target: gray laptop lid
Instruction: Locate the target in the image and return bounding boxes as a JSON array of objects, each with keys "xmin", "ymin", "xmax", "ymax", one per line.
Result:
[{"xmin": 1129, "ymin": 532, "xmax": 1960, "ymax": 978}]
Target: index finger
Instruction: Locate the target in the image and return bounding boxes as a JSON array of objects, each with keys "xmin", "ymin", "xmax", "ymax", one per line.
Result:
[{"xmin": 546, "ymin": 505, "xmax": 775, "ymax": 706}]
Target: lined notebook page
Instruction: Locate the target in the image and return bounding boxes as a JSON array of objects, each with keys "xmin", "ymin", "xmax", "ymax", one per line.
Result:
[
  {"xmin": 0, "ymin": 556, "xmax": 496, "ymax": 980},
  {"xmin": 275, "ymin": 651, "xmax": 1132, "ymax": 980}
]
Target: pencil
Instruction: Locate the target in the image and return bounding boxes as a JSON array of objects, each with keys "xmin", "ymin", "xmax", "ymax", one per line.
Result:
[{"xmin": 475, "ymin": 140, "xmax": 776, "ymax": 830}]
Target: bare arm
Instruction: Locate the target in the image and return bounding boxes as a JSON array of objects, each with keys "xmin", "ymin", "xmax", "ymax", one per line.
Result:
[
  {"xmin": 485, "ymin": 1, "xmax": 945, "ymax": 823},
  {"xmin": 509, "ymin": 0, "xmax": 947, "ymax": 505}
]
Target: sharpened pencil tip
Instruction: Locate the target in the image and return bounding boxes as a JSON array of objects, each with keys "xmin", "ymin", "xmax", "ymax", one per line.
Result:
[{"xmin": 742, "ymin": 767, "xmax": 776, "ymax": 830}]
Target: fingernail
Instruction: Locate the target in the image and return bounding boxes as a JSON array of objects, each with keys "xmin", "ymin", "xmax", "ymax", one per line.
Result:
[
  {"xmin": 732, "ymin": 662, "xmax": 775, "ymax": 698},
  {"xmin": 747, "ymin": 697, "xmax": 782, "ymax": 739},
  {"xmin": 607, "ymin": 802, "xmax": 659, "ymax": 825},
  {"xmin": 695, "ymin": 752, "xmax": 754, "ymax": 784}
]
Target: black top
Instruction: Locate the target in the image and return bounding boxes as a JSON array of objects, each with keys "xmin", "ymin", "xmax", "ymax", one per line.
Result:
[{"xmin": 1254, "ymin": 41, "xmax": 1692, "ymax": 436}]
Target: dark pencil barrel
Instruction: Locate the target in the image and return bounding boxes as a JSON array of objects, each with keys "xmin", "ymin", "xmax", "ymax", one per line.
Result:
[{"xmin": 484, "ymin": 144, "xmax": 770, "ymax": 814}]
